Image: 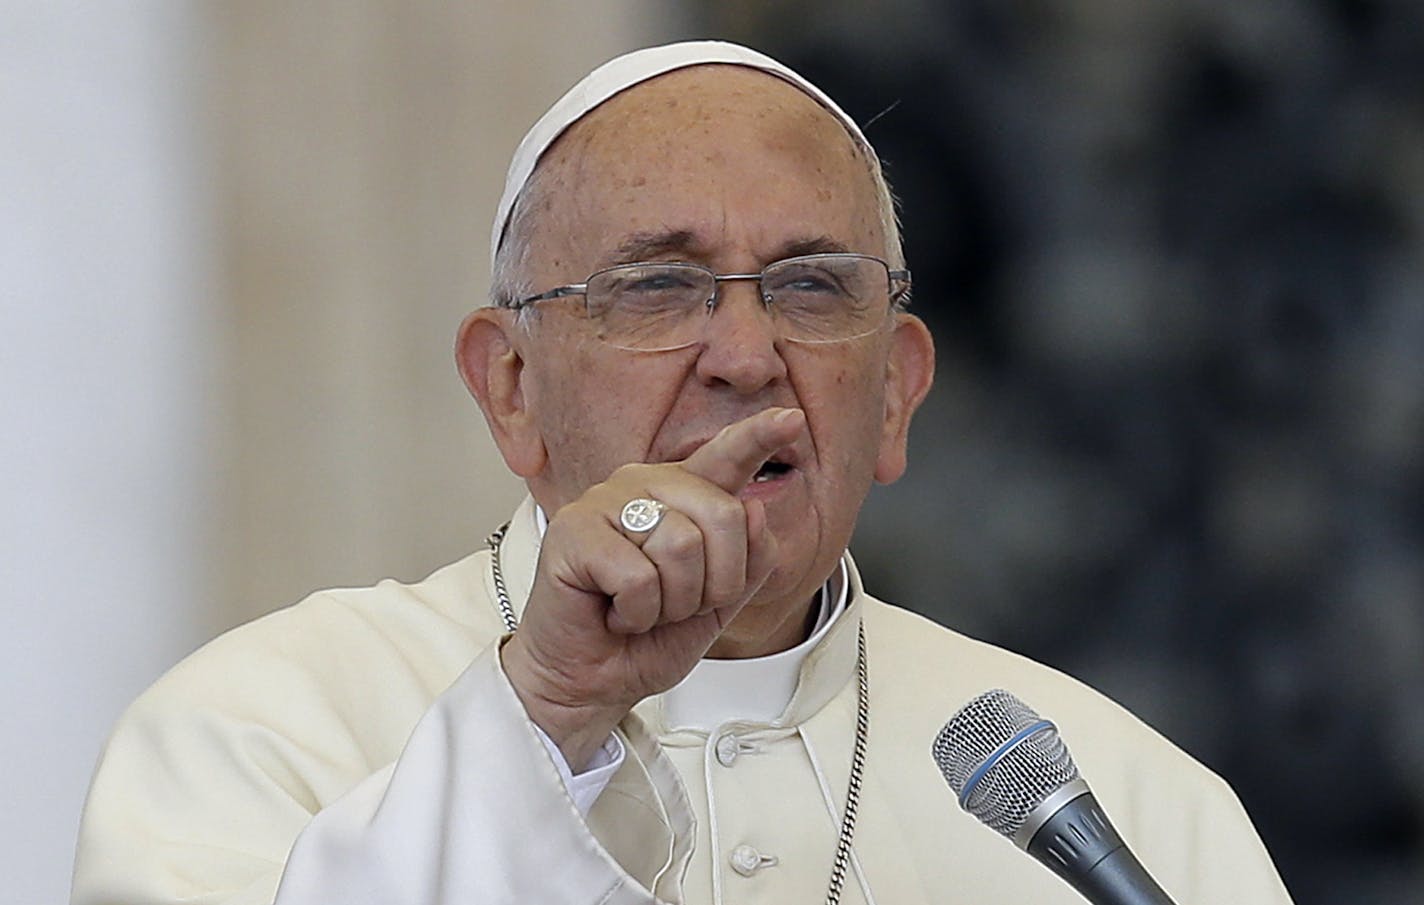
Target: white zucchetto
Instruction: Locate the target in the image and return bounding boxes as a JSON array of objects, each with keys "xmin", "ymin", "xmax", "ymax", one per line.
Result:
[{"xmin": 490, "ymin": 40, "xmax": 876, "ymax": 267}]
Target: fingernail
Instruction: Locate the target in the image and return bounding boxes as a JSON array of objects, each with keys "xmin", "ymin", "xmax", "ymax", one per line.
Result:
[{"xmin": 772, "ymin": 408, "xmax": 802, "ymax": 428}]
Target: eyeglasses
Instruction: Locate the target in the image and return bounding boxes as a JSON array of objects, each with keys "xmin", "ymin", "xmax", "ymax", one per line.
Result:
[{"xmin": 508, "ymin": 253, "xmax": 911, "ymax": 352}]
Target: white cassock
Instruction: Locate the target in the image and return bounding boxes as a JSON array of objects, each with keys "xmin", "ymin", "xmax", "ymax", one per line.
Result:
[{"xmin": 73, "ymin": 498, "xmax": 1294, "ymax": 904}]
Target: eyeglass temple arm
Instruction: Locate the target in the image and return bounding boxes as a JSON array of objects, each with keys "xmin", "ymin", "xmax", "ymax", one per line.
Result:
[
  {"xmin": 889, "ymin": 269, "xmax": 912, "ymax": 304},
  {"xmin": 513, "ymin": 283, "xmax": 590, "ymax": 308}
]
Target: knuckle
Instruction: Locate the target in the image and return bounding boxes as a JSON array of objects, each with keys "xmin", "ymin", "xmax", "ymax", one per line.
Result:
[
  {"xmin": 608, "ymin": 461, "xmax": 663, "ymax": 487},
  {"xmin": 709, "ymin": 496, "xmax": 747, "ymax": 534},
  {"xmin": 704, "ymin": 573, "xmax": 745, "ymax": 610},
  {"xmin": 627, "ymin": 559, "xmax": 661, "ymax": 597},
  {"xmin": 615, "ymin": 593, "xmax": 659, "ymax": 633},
  {"xmin": 669, "ymin": 596, "xmax": 702, "ymax": 624},
  {"xmin": 661, "ymin": 525, "xmax": 703, "ymax": 561},
  {"xmin": 606, "ymin": 462, "xmax": 641, "ymax": 484}
]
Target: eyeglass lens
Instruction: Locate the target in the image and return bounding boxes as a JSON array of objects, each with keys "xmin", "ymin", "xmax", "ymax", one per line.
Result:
[{"xmin": 586, "ymin": 255, "xmax": 891, "ymax": 350}]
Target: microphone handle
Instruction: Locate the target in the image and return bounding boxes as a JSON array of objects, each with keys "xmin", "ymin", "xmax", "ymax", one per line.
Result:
[{"xmin": 1025, "ymin": 791, "xmax": 1177, "ymax": 905}]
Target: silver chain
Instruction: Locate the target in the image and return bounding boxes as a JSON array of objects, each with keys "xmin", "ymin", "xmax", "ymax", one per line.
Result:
[
  {"xmin": 486, "ymin": 523, "xmax": 519, "ymax": 633},
  {"xmin": 486, "ymin": 523, "xmax": 869, "ymax": 904},
  {"xmin": 825, "ymin": 621, "xmax": 868, "ymax": 905}
]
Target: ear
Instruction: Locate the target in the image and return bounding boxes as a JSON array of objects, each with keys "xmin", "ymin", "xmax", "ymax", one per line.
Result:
[
  {"xmin": 874, "ymin": 313, "xmax": 936, "ymax": 484},
  {"xmin": 455, "ymin": 308, "xmax": 547, "ymax": 479}
]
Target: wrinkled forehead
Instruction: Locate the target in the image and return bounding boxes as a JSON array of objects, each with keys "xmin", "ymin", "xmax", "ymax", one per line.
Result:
[{"xmin": 490, "ymin": 40, "xmax": 876, "ymax": 267}]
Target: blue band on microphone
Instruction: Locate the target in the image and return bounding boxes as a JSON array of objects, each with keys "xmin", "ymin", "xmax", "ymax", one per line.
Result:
[{"xmin": 958, "ymin": 719, "xmax": 1056, "ymax": 808}]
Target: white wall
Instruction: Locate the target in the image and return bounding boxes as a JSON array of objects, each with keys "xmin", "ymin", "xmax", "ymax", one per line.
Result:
[{"xmin": 0, "ymin": 4, "xmax": 213, "ymax": 903}]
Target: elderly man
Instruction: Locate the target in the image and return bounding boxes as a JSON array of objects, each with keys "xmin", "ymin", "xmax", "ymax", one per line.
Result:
[{"xmin": 74, "ymin": 42, "xmax": 1292, "ymax": 905}]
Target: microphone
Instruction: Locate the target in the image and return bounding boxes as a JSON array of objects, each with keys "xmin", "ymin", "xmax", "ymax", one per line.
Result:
[{"xmin": 931, "ymin": 689, "xmax": 1178, "ymax": 905}]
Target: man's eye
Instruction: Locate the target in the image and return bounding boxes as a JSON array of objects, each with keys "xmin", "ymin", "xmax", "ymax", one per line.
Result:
[
  {"xmin": 770, "ymin": 267, "xmax": 846, "ymax": 296},
  {"xmin": 602, "ymin": 266, "xmax": 702, "ymax": 297},
  {"xmin": 790, "ymin": 275, "xmax": 839, "ymax": 293},
  {"xmin": 625, "ymin": 274, "xmax": 693, "ymax": 292}
]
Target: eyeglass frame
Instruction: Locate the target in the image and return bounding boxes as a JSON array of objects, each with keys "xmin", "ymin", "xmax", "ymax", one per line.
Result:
[{"xmin": 504, "ymin": 252, "xmax": 913, "ymax": 348}]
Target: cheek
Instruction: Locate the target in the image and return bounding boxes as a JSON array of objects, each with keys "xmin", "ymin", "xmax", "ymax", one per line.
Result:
[
  {"xmin": 798, "ymin": 353, "xmax": 888, "ymax": 477},
  {"xmin": 530, "ymin": 335, "xmax": 688, "ymax": 475},
  {"xmin": 529, "ymin": 331, "xmax": 595, "ymax": 419}
]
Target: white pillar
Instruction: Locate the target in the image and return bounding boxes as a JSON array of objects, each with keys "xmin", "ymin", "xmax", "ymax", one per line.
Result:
[{"xmin": 0, "ymin": 4, "xmax": 213, "ymax": 902}]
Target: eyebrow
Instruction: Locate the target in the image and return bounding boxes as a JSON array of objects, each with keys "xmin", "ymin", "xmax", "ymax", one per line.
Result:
[
  {"xmin": 605, "ymin": 231, "xmax": 702, "ymax": 265},
  {"xmin": 603, "ymin": 231, "xmax": 853, "ymax": 267},
  {"xmin": 776, "ymin": 235, "xmax": 852, "ymax": 259}
]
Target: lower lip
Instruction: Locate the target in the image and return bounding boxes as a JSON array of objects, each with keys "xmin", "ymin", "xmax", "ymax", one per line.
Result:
[{"xmin": 741, "ymin": 468, "xmax": 797, "ymax": 500}]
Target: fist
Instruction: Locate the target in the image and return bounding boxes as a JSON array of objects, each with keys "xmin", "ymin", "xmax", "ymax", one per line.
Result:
[{"xmin": 501, "ymin": 407, "xmax": 807, "ymax": 769}]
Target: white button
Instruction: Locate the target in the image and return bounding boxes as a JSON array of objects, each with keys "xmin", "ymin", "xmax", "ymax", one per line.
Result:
[
  {"xmin": 715, "ymin": 733, "xmax": 740, "ymax": 766},
  {"xmin": 729, "ymin": 844, "xmax": 778, "ymax": 876}
]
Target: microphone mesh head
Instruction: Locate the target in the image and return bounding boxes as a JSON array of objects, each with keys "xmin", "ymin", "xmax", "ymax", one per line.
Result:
[{"xmin": 931, "ymin": 689, "xmax": 1080, "ymax": 838}]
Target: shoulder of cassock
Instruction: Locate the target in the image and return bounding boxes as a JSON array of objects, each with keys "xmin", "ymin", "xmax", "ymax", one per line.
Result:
[
  {"xmin": 73, "ymin": 547, "xmax": 506, "ymax": 904},
  {"xmin": 858, "ymin": 597, "xmax": 1289, "ymax": 903}
]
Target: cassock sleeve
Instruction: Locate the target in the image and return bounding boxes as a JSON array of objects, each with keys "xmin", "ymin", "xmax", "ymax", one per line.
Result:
[{"xmin": 72, "ymin": 640, "xmax": 694, "ymax": 905}]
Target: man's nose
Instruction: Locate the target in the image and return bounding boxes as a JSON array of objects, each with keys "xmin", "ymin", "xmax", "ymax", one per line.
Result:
[{"xmin": 694, "ymin": 279, "xmax": 788, "ymax": 392}]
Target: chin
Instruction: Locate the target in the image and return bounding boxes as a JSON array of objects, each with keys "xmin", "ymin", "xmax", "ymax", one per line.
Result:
[{"xmin": 751, "ymin": 559, "xmax": 828, "ymax": 617}]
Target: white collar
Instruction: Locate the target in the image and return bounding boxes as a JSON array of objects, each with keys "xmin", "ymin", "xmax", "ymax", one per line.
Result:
[{"xmin": 662, "ymin": 557, "xmax": 848, "ymax": 731}]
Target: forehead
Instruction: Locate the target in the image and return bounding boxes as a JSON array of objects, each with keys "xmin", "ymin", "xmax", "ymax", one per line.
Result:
[{"xmin": 524, "ymin": 65, "xmax": 884, "ymax": 269}]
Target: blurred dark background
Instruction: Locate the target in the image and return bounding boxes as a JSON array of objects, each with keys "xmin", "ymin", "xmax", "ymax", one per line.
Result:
[{"xmin": 691, "ymin": 2, "xmax": 1424, "ymax": 904}]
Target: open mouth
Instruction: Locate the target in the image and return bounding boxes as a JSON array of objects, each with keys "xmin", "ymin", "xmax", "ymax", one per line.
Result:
[{"xmin": 753, "ymin": 458, "xmax": 795, "ymax": 483}]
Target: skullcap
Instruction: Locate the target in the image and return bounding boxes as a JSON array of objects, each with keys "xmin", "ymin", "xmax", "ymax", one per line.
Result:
[{"xmin": 491, "ymin": 40, "xmax": 874, "ymax": 267}]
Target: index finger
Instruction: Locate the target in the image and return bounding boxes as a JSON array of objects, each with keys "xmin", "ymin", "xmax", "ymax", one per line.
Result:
[{"xmin": 681, "ymin": 407, "xmax": 806, "ymax": 493}]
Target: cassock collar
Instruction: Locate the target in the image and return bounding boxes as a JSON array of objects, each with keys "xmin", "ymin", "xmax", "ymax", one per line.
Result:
[
  {"xmin": 496, "ymin": 497, "xmax": 863, "ymax": 734},
  {"xmin": 658, "ymin": 556, "xmax": 847, "ymax": 731}
]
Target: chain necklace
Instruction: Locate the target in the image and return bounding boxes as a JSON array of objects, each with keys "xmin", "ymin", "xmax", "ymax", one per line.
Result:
[{"xmin": 486, "ymin": 523, "xmax": 868, "ymax": 905}]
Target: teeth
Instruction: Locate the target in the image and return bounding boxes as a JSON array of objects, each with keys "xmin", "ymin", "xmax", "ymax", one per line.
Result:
[{"xmin": 753, "ymin": 461, "xmax": 791, "ymax": 483}]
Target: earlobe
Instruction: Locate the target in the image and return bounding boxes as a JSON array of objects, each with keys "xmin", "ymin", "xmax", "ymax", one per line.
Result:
[
  {"xmin": 455, "ymin": 309, "xmax": 547, "ymax": 478},
  {"xmin": 874, "ymin": 314, "xmax": 936, "ymax": 484}
]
